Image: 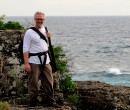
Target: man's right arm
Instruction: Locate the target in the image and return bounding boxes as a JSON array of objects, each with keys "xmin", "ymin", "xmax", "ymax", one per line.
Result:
[
  {"xmin": 24, "ymin": 51, "xmax": 31, "ymax": 72},
  {"xmin": 24, "ymin": 52, "xmax": 29, "ymax": 64},
  {"xmin": 23, "ymin": 30, "xmax": 31, "ymax": 73}
]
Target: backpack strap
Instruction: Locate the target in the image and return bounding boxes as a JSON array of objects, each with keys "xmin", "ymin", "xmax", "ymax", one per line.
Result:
[
  {"xmin": 29, "ymin": 27, "xmax": 49, "ymax": 69},
  {"xmin": 29, "ymin": 26, "xmax": 57, "ymax": 72},
  {"xmin": 30, "ymin": 27, "xmax": 48, "ymax": 43},
  {"xmin": 29, "ymin": 51, "xmax": 48, "ymax": 69},
  {"xmin": 45, "ymin": 27, "xmax": 57, "ymax": 72}
]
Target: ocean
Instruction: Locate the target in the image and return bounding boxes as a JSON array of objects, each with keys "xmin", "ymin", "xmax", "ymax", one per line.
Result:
[{"xmin": 4, "ymin": 16, "xmax": 130, "ymax": 86}]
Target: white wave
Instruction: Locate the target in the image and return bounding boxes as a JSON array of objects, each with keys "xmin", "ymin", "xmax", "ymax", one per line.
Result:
[{"xmin": 108, "ymin": 68, "xmax": 122, "ymax": 75}]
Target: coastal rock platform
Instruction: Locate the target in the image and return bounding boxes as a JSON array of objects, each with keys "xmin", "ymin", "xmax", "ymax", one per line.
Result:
[
  {"xmin": 11, "ymin": 105, "xmax": 72, "ymax": 110},
  {"xmin": 76, "ymin": 81, "xmax": 130, "ymax": 110}
]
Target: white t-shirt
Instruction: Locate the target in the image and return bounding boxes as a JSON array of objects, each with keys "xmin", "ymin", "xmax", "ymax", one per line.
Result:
[{"xmin": 23, "ymin": 27, "xmax": 50, "ymax": 64}]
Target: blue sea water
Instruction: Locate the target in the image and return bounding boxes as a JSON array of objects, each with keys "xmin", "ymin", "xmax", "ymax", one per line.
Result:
[{"xmin": 4, "ymin": 16, "xmax": 130, "ymax": 86}]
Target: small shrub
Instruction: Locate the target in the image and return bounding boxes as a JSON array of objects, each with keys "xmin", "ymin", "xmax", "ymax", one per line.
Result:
[
  {"xmin": 60, "ymin": 74, "xmax": 77, "ymax": 93},
  {"xmin": 53, "ymin": 46, "xmax": 69, "ymax": 74},
  {"xmin": 4, "ymin": 21, "xmax": 24, "ymax": 30},
  {"xmin": 0, "ymin": 15, "xmax": 24, "ymax": 30},
  {"xmin": 68, "ymin": 93, "xmax": 79, "ymax": 106},
  {"xmin": 0, "ymin": 15, "xmax": 5, "ymax": 30},
  {"xmin": 0, "ymin": 102, "xmax": 11, "ymax": 110},
  {"xmin": 19, "ymin": 95, "xmax": 29, "ymax": 105}
]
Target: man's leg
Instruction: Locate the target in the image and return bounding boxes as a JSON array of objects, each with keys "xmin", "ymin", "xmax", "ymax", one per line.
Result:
[
  {"xmin": 40, "ymin": 64, "xmax": 56, "ymax": 105},
  {"xmin": 28, "ymin": 63, "xmax": 40, "ymax": 107}
]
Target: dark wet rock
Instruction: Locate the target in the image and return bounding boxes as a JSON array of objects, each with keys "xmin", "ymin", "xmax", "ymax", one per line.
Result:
[{"xmin": 76, "ymin": 81, "xmax": 130, "ymax": 110}]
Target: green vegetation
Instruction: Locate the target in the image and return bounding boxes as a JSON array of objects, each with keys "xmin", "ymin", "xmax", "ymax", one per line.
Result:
[
  {"xmin": 54, "ymin": 45, "xmax": 79, "ymax": 106},
  {"xmin": 0, "ymin": 102, "xmax": 11, "ymax": 110},
  {"xmin": 53, "ymin": 46, "xmax": 69, "ymax": 74},
  {"xmin": 4, "ymin": 21, "xmax": 24, "ymax": 30},
  {"xmin": 68, "ymin": 93, "xmax": 79, "ymax": 106},
  {"xmin": 0, "ymin": 15, "xmax": 5, "ymax": 30},
  {"xmin": 54, "ymin": 46, "xmax": 76, "ymax": 93},
  {"xmin": 0, "ymin": 15, "xmax": 24, "ymax": 30},
  {"xmin": 60, "ymin": 74, "xmax": 76, "ymax": 93}
]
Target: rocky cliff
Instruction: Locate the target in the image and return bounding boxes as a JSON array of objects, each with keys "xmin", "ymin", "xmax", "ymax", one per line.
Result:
[{"xmin": 1, "ymin": 30, "xmax": 130, "ymax": 110}]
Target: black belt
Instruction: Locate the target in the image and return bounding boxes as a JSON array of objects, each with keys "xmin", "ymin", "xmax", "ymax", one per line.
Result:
[{"xmin": 29, "ymin": 51, "xmax": 48, "ymax": 70}]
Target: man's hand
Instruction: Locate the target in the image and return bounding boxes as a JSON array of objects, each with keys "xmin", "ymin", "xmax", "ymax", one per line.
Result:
[
  {"xmin": 25, "ymin": 63, "xmax": 31, "ymax": 73},
  {"xmin": 46, "ymin": 31, "xmax": 52, "ymax": 38}
]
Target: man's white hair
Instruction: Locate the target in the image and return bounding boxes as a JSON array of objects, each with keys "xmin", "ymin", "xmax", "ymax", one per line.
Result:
[{"xmin": 34, "ymin": 11, "xmax": 45, "ymax": 18}]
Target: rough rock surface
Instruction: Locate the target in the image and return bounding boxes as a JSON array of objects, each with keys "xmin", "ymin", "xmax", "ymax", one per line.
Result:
[
  {"xmin": 76, "ymin": 81, "xmax": 130, "ymax": 110},
  {"xmin": 11, "ymin": 105, "xmax": 72, "ymax": 110}
]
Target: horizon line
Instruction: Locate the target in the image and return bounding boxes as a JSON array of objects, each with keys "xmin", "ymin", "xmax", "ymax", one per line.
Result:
[{"xmin": 5, "ymin": 15, "xmax": 130, "ymax": 17}]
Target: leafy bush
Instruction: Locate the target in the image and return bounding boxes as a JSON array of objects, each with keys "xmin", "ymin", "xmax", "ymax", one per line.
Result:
[
  {"xmin": 68, "ymin": 93, "xmax": 79, "ymax": 106},
  {"xmin": 0, "ymin": 102, "xmax": 11, "ymax": 110},
  {"xmin": 53, "ymin": 46, "xmax": 79, "ymax": 106},
  {"xmin": 4, "ymin": 21, "xmax": 24, "ymax": 30},
  {"xmin": 53, "ymin": 46, "xmax": 69, "ymax": 74},
  {"xmin": 0, "ymin": 21, "xmax": 5, "ymax": 30},
  {"xmin": 19, "ymin": 95, "xmax": 29, "ymax": 105},
  {"xmin": 0, "ymin": 15, "xmax": 5, "ymax": 30},
  {"xmin": 60, "ymin": 74, "xmax": 77, "ymax": 93},
  {"xmin": 53, "ymin": 46, "xmax": 77, "ymax": 93},
  {"xmin": 0, "ymin": 15, "xmax": 24, "ymax": 30}
]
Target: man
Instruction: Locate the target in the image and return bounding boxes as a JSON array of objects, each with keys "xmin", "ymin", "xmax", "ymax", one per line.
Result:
[{"xmin": 23, "ymin": 11, "xmax": 59, "ymax": 107}]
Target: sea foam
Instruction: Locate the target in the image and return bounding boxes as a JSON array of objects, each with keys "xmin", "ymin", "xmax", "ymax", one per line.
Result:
[{"xmin": 108, "ymin": 68, "xmax": 121, "ymax": 75}]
